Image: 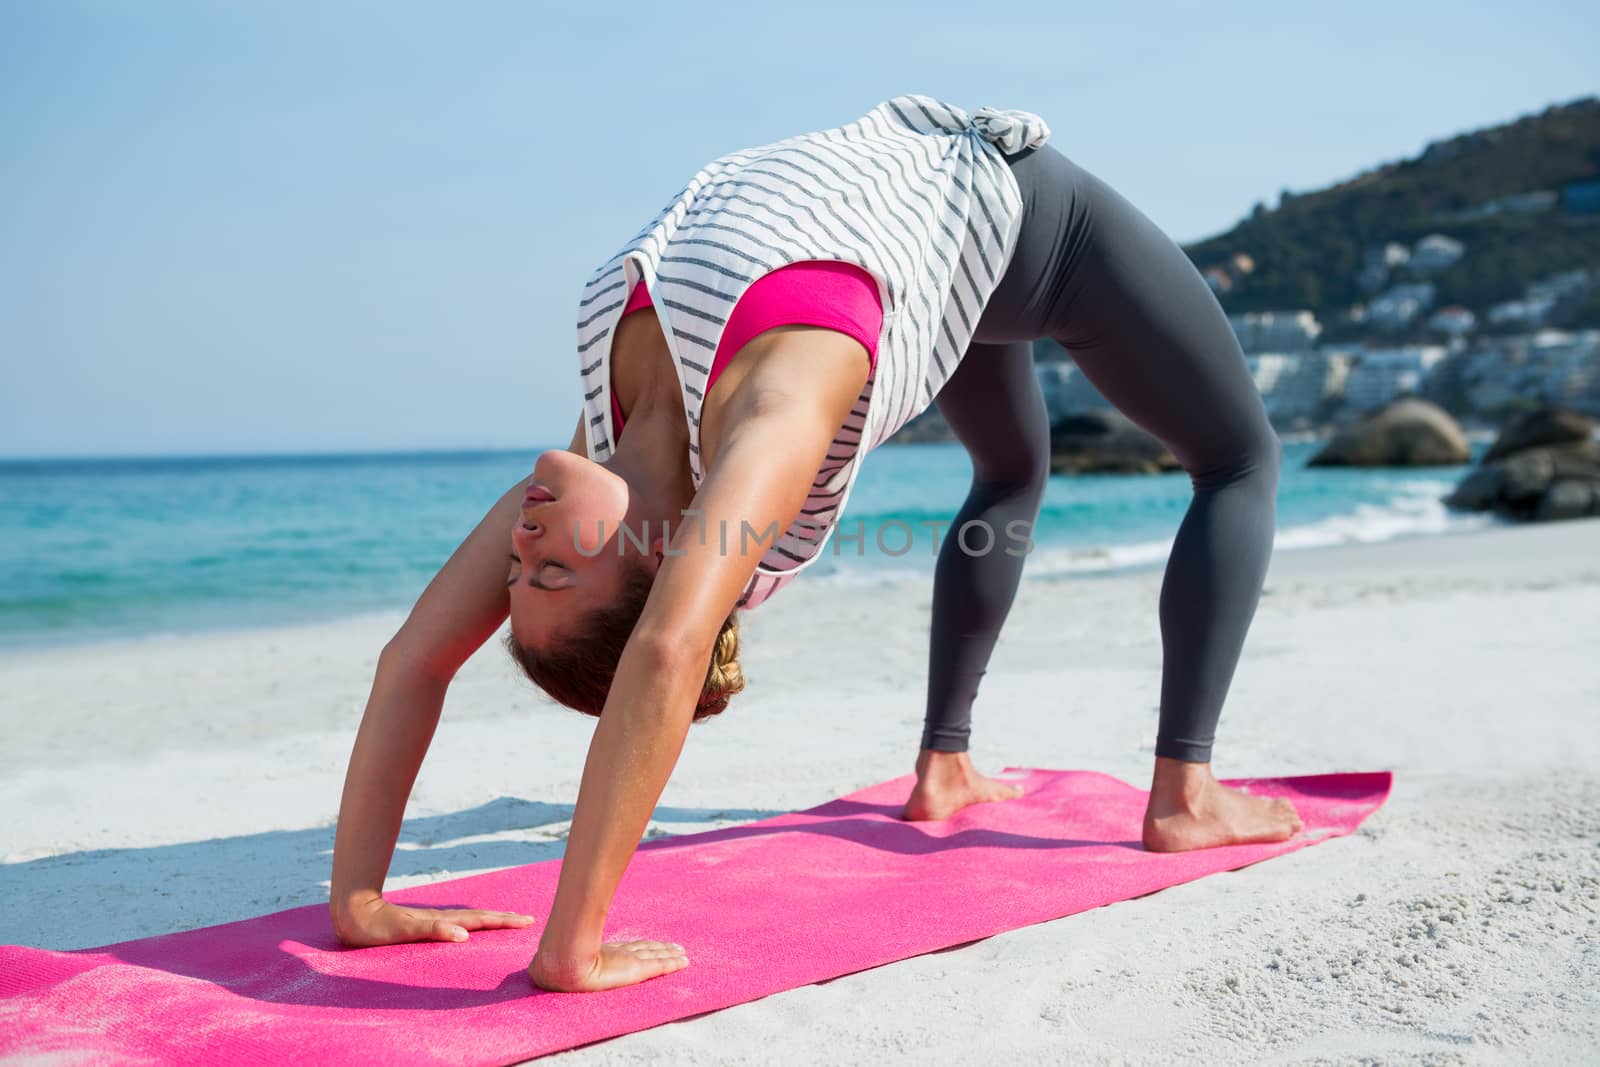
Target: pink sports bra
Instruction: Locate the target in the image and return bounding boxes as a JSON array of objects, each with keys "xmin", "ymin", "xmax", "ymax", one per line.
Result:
[{"xmin": 610, "ymin": 260, "xmax": 884, "ymax": 435}]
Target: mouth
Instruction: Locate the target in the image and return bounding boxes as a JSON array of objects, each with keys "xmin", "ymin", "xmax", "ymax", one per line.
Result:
[{"xmin": 524, "ymin": 482, "xmax": 556, "ymax": 505}]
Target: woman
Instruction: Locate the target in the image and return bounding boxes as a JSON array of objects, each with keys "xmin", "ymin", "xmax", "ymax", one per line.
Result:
[{"xmin": 329, "ymin": 94, "xmax": 1303, "ymax": 993}]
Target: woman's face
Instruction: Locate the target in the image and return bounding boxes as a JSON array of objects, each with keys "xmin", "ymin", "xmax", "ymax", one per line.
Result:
[{"xmin": 507, "ymin": 449, "xmax": 645, "ymax": 650}]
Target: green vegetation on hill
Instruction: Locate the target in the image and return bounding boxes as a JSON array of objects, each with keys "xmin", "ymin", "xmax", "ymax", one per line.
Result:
[{"xmin": 1182, "ymin": 98, "xmax": 1600, "ymax": 329}]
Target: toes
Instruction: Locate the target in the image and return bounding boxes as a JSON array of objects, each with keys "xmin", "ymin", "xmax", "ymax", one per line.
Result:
[{"xmin": 1271, "ymin": 799, "xmax": 1305, "ymax": 830}]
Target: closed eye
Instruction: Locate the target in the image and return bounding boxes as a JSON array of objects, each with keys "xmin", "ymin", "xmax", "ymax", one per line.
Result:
[{"xmin": 507, "ymin": 553, "xmax": 572, "ymax": 592}]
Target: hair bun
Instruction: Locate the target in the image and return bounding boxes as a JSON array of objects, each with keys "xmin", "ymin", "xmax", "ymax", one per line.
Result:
[{"xmin": 695, "ymin": 611, "xmax": 745, "ymax": 720}]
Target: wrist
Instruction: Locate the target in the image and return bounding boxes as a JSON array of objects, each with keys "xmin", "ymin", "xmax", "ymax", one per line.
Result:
[
  {"xmin": 329, "ymin": 888, "xmax": 383, "ymax": 929},
  {"xmin": 529, "ymin": 944, "xmax": 601, "ymax": 988}
]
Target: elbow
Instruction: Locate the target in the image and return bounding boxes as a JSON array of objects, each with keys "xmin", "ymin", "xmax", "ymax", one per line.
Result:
[
  {"xmin": 625, "ymin": 628, "xmax": 716, "ymax": 702},
  {"xmin": 629, "ymin": 628, "xmax": 707, "ymax": 677},
  {"xmin": 378, "ymin": 634, "xmax": 457, "ymax": 686}
]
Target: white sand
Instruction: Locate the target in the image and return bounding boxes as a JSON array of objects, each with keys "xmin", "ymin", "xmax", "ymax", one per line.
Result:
[{"xmin": 3, "ymin": 518, "xmax": 1598, "ymax": 1063}]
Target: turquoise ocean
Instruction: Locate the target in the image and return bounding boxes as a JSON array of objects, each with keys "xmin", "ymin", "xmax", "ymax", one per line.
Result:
[{"xmin": 0, "ymin": 439, "xmax": 1499, "ymax": 651}]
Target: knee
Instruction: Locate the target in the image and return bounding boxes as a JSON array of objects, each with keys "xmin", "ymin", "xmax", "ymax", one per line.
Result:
[
  {"xmin": 1189, "ymin": 427, "xmax": 1282, "ymax": 492},
  {"xmin": 972, "ymin": 445, "xmax": 1051, "ymax": 503}
]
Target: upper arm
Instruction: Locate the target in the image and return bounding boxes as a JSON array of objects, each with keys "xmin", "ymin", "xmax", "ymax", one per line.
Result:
[
  {"xmin": 632, "ymin": 335, "xmax": 866, "ymax": 665},
  {"xmin": 389, "ymin": 411, "xmax": 589, "ymax": 679}
]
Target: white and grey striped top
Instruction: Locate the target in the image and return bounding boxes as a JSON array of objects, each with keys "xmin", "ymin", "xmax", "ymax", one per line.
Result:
[{"xmin": 573, "ymin": 93, "xmax": 1051, "ymax": 610}]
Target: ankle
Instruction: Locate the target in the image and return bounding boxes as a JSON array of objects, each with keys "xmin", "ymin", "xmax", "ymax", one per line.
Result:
[
  {"xmin": 1148, "ymin": 756, "xmax": 1217, "ymax": 815},
  {"xmin": 916, "ymin": 749, "xmax": 975, "ymax": 783}
]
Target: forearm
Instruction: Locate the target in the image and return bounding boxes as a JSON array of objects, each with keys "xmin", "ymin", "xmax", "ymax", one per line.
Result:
[
  {"xmin": 330, "ymin": 648, "xmax": 449, "ymax": 927},
  {"xmin": 534, "ymin": 636, "xmax": 703, "ymax": 972}
]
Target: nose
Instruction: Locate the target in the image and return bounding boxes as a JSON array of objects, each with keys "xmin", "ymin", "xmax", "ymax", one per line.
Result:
[{"xmin": 513, "ymin": 516, "xmax": 544, "ymax": 553}]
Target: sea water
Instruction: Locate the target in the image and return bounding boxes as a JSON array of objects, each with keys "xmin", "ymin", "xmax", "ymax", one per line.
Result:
[{"xmin": 0, "ymin": 440, "xmax": 1499, "ymax": 650}]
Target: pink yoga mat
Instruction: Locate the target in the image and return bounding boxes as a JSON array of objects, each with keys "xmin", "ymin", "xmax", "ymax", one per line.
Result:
[{"xmin": 0, "ymin": 768, "xmax": 1389, "ymax": 1065}]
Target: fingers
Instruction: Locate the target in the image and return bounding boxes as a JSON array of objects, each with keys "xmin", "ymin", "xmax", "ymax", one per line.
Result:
[
  {"xmin": 617, "ymin": 939, "xmax": 685, "ymax": 955},
  {"xmin": 618, "ymin": 940, "xmax": 689, "ymax": 966},
  {"xmin": 339, "ymin": 900, "xmax": 538, "ymax": 948},
  {"xmin": 441, "ymin": 909, "xmax": 538, "ymax": 933},
  {"xmin": 409, "ymin": 908, "xmax": 536, "ymax": 944},
  {"xmin": 609, "ymin": 940, "xmax": 689, "ymax": 985},
  {"xmin": 426, "ymin": 918, "xmax": 470, "ymax": 943}
]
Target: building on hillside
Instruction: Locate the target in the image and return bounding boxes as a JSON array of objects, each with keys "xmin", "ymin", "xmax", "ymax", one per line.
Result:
[
  {"xmin": 1489, "ymin": 297, "xmax": 1558, "ymax": 329},
  {"xmin": 1367, "ymin": 242, "xmax": 1411, "ymax": 269},
  {"xmin": 1462, "ymin": 341, "xmax": 1527, "ymax": 413},
  {"xmin": 1317, "ymin": 348, "xmax": 1359, "ymax": 401},
  {"xmin": 1367, "ymin": 282, "xmax": 1437, "ymax": 330},
  {"xmin": 1453, "ymin": 190, "xmax": 1558, "ymax": 219},
  {"xmin": 1529, "ymin": 330, "xmax": 1600, "ymax": 411},
  {"xmin": 1245, "ymin": 352, "xmax": 1355, "ymax": 425},
  {"xmin": 1489, "ymin": 270, "xmax": 1594, "ymax": 330},
  {"xmin": 1527, "ymin": 269, "xmax": 1594, "ymax": 313},
  {"xmin": 1227, "ymin": 310, "xmax": 1322, "ymax": 353},
  {"xmin": 1342, "ymin": 346, "xmax": 1448, "ymax": 410},
  {"xmin": 1419, "ymin": 346, "xmax": 1477, "ymax": 413},
  {"xmin": 1408, "ymin": 234, "xmax": 1465, "ymax": 273},
  {"xmin": 1427, "ymin": 305, "xmax": 1477, "ymax": 336},
  {"xmin": 1498, "ymin": 190, "xmax": 1558, "ymax": 214},
  {"xmin": 1460, "ymin": 331, "xmax": 1600, "ymax": 415},
  {"xmin": 1562, "ymin": 179, "xmax": 1600, "ymax": 216},
  {"xmin": 1358, "ymin": 242, "xmax": 1410, "ymax": 293},
  {"xmin": 1199, "ymin": 251, "xmax": 1257, "ymax": 296}
]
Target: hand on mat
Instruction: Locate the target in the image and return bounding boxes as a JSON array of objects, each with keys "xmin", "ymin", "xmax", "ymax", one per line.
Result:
[
  {"xmin": 333, "ymin": 895, "xmax": 535, "ymax": 948},
  {"xmin": 528, "ymin": 940, "xmax": 689, "ymax": 992}
]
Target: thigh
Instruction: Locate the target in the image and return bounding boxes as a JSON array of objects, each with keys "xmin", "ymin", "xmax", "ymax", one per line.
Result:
[
  {"xmin": 993, "ymin": 148, "xmax": 1276, "ymax": 474},
  {"xmin": 1048, "ymin": 163, "xmax": 1275, "ymax": 473}
]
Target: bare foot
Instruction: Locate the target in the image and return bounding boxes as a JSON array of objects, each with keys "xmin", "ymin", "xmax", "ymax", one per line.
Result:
[
  {"xmin": 1142, "ymin": 757, "xmax": 1303, "ymax": 852},
  {"xmin": 902, "ymin": 750, "xmax": 1024, "ymax": 821}
]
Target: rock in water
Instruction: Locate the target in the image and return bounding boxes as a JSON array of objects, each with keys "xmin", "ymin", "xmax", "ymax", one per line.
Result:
[
  {"xmin": 1443, "ymin": 404, "xmax": 1600, "ymax": 522},
  {"xmin": 1443, "ymin": 465, "xmax": 1506, "ymax": 510},
  {"xmin": 1049, "ymin": 409, "xmax": 1180, "ymax": 475},
  {"xmin": 1498, "ymin": 448, "xmax": 1559, "ymax": 506},
  {"xmin": 1482, "ymin": 406, "xmax": 1596, "ymax": 464},
  {"xmin": 1536, "ymin": 479, "xmax": 1600, "ymax": 521},
  {"xmin": 1307, "ymin": 398, "xmax": 1471, "ymax": 467}
]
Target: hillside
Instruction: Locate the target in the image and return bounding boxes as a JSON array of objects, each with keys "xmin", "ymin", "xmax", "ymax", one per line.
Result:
[{"xmin": 1183, "ymin": 97, "xmax": 1600, "ymax": 333}]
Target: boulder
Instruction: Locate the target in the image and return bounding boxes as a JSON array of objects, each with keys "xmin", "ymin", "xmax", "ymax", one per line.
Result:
[
  {"xmin": 1049, "ymin": 409, "xmax": 1180, "ymax": 475},
  {"xmin": 1482, "ymin": 406, "xmax": 1597, "ymax": 463},
  {"xmin": 1307, "ymin": 398, "xmax": 1471, "ymax": 467},
  {"xmin": 1444, "ymin": 438, "xmax": 1600, "ymax": 520},
  {"xmin": 1498, "ymin": 449, "xmax": 1557, "ymax": 506},
  {"xmin": 1442, "ymin": 465, "xmax": 1505, "ymax": 510},
  {"xmin": 1535, "ymin": 479, "xmax": 1600, "ymax": 521}
]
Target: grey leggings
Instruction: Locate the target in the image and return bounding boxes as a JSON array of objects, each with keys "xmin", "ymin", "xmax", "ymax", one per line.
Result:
[{"xmin": 922, "ymin": 143, "xmax": 1283, "ymax": 764}]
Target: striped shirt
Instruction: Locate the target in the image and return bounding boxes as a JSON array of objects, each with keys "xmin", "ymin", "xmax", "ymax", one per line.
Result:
[{"xmin": 573, "ymin": 93, "xmax": 1051, "ymax": 609}]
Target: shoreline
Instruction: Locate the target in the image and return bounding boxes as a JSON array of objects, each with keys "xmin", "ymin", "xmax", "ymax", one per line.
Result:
[{"xmin": 0, "ymin": 503, "xmax": 1519, "ymax": 660}]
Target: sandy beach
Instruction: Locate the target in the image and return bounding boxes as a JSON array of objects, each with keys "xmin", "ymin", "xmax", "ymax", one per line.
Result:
[{"xmin": 3, "ymin": 517, "xmax": 1597, "ymax": 1064}]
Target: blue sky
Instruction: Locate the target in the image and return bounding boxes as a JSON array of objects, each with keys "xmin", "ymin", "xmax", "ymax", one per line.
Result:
[{"xmin": 2, "ymin": 1, "xmax": 1595, "ymax": 458}]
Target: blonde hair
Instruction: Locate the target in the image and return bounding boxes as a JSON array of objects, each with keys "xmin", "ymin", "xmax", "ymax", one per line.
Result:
[{"xmin": 696, "ymin": 611, "xmax": 745, "ymax": 717}]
